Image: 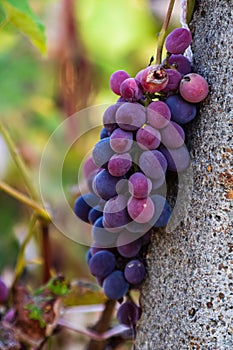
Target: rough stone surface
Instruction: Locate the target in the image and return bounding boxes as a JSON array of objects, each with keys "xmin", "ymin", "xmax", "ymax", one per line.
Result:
[{"xmin": 135, "ymin": 1, "xmax": 233, "ymax": 349}]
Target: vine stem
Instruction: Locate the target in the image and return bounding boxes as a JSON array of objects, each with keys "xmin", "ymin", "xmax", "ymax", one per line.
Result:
[
  {"xmin": 0, "ymin": 121, "xmax": 38, "ymax": 200},
  {"xmin": 0, "ymin": 181, "xmax": 51, "ymax": 222},
  {"xmin": 155, "ymin": 0, "xmax": 176, "ymax": 64}
]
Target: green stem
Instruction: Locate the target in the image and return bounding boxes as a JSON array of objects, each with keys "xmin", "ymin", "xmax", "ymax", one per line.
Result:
[
  {"xmin": 0, "ymin": 181, "xmax": 51, "ymax": 222},
  {"xmin": 155, "ymin": 0, "xmax": 176, "ymax": 65},
  {"xmin": 0, "ymin": 18, "xmax": 9, "ymax": 31},
  {"xmin": 0, "ymin": 121, "xmax": 38, "ymax": 200},
  {"xmin": 12, "ymin": 214, "xmax": 38, "ymax": 289}
]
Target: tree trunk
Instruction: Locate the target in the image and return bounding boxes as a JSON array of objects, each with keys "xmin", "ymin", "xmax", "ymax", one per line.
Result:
[{"xmin": 135, "ymin": 1, "xmax": 233, "ymax": 349}]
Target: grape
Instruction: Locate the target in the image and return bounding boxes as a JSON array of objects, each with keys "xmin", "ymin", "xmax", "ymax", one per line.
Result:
[
  {"xmin": 160, "ymin": 68, "xmax": 182, "ymax": 93},
  {"xmin": 126, "ymin": 220, "xmax": 151, "ymax": 234},
  {"xmin": 110, "ymin": 128, "xmax": 133, "ymax": 153},
  {"xmin": 160, "ymin": 121, "xmax": 185, "ymax": 149},
  {"xmin": 165, "ymin": 28, "xmax": 192, "ymax": 54},
  {"xmin": 120, "ymin": 78, "xmax": 144, "ymax": 102},
  {"xmin": 127, "ymin": 196, "xmax": 154, "ymax": 223},
  {"xmin": 103, "ymin": 195, "xmax": 131, "ymax": 232},
  {"xmin": 136, "ymin": 125, "xmax": 161, "ymax": 150},
  {"xmin": 117, "ymin": 232, "xmax": 142, "ymax": 258},
  {"xmin": 93, "ymin": 169, "xmax": 122, "ymax": 200},
  {"xmin": 150, "ymin": 194, "xmax": 172, "ymax": 227},
  {"xmin": 92, "ymin": 137, "xmax": 114, "ymax": 168},
  {"xmin": 116, "ymin": 102, "xmax": 146, "ymax": 131},
  {"xmin": 151, "ymin": 175, "xmax": 166, "ymax": 191},
  {"xmin": 103, "ymin": 270, "xmax": 129, "ymax": 300},
  {"xmin": 82, "ymin": 156, "xmax": 99, "ymax": 178},
  {"xmin": 85, "ymin": 248, "xmax": 92, "ymax": 264},
  {"xmin": 128, "ymin": 172, "xmax": 152, "ymax": 199},
  {"xmin": 160, "ymin": 145, "xmax": 190, "ymax": 172},
  {"xmin": 117, "ymin": 301, "xmax": 141, "ymax": 326},
  {"xmin": 86, "ymin": 168, "xmax": 100, "ymax": 193},
  {"xmin": 108, "ymin": 153, "xmax": 132, "ymax": 177},
  {"xmin": 147, "ymin": 101, "xmax": 171, "ymax": 129},
  {"xmin": 74, "ymin": 193, "xmax": 99, "ymax": 223},
  {"xmin": 139, "ymin": 150, "xmax": 167, "ymax": 180},
  {"xmin": 100, "ymin": 127, "xmax": 109, "ymax": 139},
  {"xmin": 0, "ymin": 278, "xmax": 8, "ymax": 304},
  {"xmin": 165, "ymin": 94, "xmax": 197, "ymax": 124},
  {"xmin": 89, "ymin": 250, "xmax": 116, "ymax": 278},
  {"xmin": 179, "ymin": 73, "xmax": 209, "ymax": 103},
  {"xmin": 88, "ymin": 204, "xmax": 103, "ymax": 224},
  {"xmin": 139, "ymin": 65, "xmax": 168, "ymax": 93},
  {"xmin": 116, "ymin": 178, "xmax": 130, "ymax": 196},
  {"xmin": 90, "ymin": 242, "xmax": 116, "ymax": 256},
  {"xmin": 124, "ymin": 259, "xmax": 146, "ymax": 285},
  {"xmin": 110, "ymin": 70, "xmax": 130, "ymax": 95},
  {"xmin": 167, "ymin": 54, "xmax": 191, "ymax": 75},
  {"xmin": 102, "ymin": 104, "xmax": 120, "ymax": 133},
  {"xmin": 92, "ymin": 216, "xmax": 118, "ymax": 248}
]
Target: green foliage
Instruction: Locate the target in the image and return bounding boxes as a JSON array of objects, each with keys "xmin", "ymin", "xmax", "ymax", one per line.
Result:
[
  {"xmin": 186, "ymin": 0, "xmax": 196, "ymax": 24},
  {"xmin": 25, "ymin": 302, "xmax": 46, "ymax": 328},
  {"xmin": 0, "ymin": 0, "xmax": 46, "ymax": 54}
]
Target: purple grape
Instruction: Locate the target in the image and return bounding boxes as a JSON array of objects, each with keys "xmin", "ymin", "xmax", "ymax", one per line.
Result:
[
  {"xmin": 151, "ymin": 175, "xmax": 166, "ymax": 191},
  {"xmin": 117, "ymin": 301, "xmax": 141, "ymax": 326},
  {"xmin": 92, "ymin": 216, "xmax": 118, "ymax": 248},
  {"xmin": 124, "ymin": 259, "xmax": 146, "ymax": 285},
  {"xmin": 179, "ymin": 73, "xmax": 209, "ymax": 103},
  {"xmin": 160, "ymin": 145, "xmax": 190, "ymax": 172},
  {"xmin": 147, "ymin": 101, "xmax": 171, "ymax": 129},
  {"xmin": 165, "ymin": 28, "xmax": 192, "ymax": 54},
  {"xmin": 126, "ymin": 220, "xmax": 151, "ymax": 234},
  {"xmin": 127, "ymin": 196, "xmax": 155, "ymax": 223},
  {"xmin": 93, "ymin": 169, "xmax": 122, "ymax": 200},
  {"xmin": 102, "ymin": 104, "xmax": 120, "ymax": 133},
  {"xmin": 89, "ymin": 250, "xmax": 116, "ymax": 278},
  {"xmin": 108, "ymin": 153, "xmax": 132, "ymax": 177},
  {"xmin": 103, "ymin": 195, "xmax": 131, "ymax": 232},
  {"xmin": 128, "ymin": 172, "xmax": 152, "ymax": 199},
  {"xmin": 165, "ymin": 94, "xmax": 197, "ymax": 124},
  {"xmin": 88, "ymin": 205, "xmax": 103, "ymax": 224},
  {"xmin": 160, "ymin": 68, "xmax": 182, "ymax": 93},
  {"xmin": 120, "ymin": 78, "xmax": 144, "ymax": 102},
  {"xmin": 110, "ymin": 70, "xmax": 130, "ymax": 95},
  {"xmin": 85, "ymin": 248, "xmax": 92, "ymax": 264},
  {"xmin": 139, "ymin": 150, "xmax": 167, "ymax": 180},
  {"xmin": 115, "ymin": 102, "xmax": 146, "ymax": 131},
  {"xmin": 149, "ymin": 194, "xmax": 172, "ymax": 227},
  {"xmin": 103, "ymin": 270, "xmax": 129, "ymax": 300},
  {"xmin": 160, "ymin": 121, "xmax": 185, "ymax": 149},
  {"xmin": 136, "ymin": 125, "xmax": 161, "ymax": 150},
  {"xmin": 74, "ymin": 193, "xmax": 99, "ymax": 223},
  {"xmin": 0, "ymin": 278, "xmax": 8, "ymax": 304},
  {"xmin": 92, "ymin": 137, "xmax": 114, "ymax": 168},
  {"xmin": 110, "ymin": 128, "xmax": 133, "ymax": 153},
  {"xmin": 117, "ymin": 232, "xmax": 142, "ymax": 258},
  {"xmin": 139, "ymin": 65, "xmax": 168, "ymax": 93},
  {"xmin": 167, "ymin": 54, "xmax": 192, "ymax": 75}
]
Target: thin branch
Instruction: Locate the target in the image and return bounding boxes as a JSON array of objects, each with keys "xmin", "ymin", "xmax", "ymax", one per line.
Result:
[
  {"xmin": 40, "ymin": 223, "xmax": 52, "ymax": 283},
  {"xmin": 0, "ymin": 181, "xmax": 51, "ymax": 222},
  {"xmin": 155, "ymin": 0, "xmax": 176, "ymax": 64}
]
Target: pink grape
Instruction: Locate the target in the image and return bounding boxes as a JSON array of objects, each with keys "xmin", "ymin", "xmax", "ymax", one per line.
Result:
[
  {"xmin": 179, "ymin": 73, "xmax": 209, "ymax": 103},
  {"xmin": 120, "ymin": 78, "xmax": 144, "ymax": 102},
  {"xmin": 110, "ymin": 128, "xmax": 133, "ymax": 153},
  {"xmin": 108, "ymin": 153, "xmax": 132, "ymax": 177},
  {"xmin": 110, "ymin": 70, "xmax": 130, "ymax": 95},
  {"xmin": 136, "ymin": 125, "xmax": 161, "ymax": 150},
  {"xmin": 116, "ymin": 102, "xmax": 146, "ymax": 131},
  {"xmin": 147, "ymin": 101, "xmax": 171, "ymax": 129},
  {"xmin": 128, "ymin": 172, "xmax": 152, "ymax": 199},
  {"xmin": 165, "ymin": 28, "xmax": 192, "ymax": 54},
  {"xmin": 139, "ymin": 65, "xmax": 168, "ymax": 93},
  {"xmin": 160, "ymin": 68, "xmax": 182, "ymax": 93},
  {"xmin": 127, "ymin": 196, "xmax": 154, "ymax": 223},
  {"xmin": 160, "ymin": 121, "xmax": 185, "ymax": 149}
]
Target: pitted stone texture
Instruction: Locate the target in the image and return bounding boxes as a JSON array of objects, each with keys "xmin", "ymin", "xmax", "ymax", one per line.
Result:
[{"xmin": 135, "ymin": 1, "xmax": 233, "ymax": 349}]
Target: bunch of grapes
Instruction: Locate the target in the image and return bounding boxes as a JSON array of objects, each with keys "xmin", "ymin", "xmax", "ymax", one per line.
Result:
[{"xmin": 74, "ymin": 27, "xmax": 208, "ymax": 329}]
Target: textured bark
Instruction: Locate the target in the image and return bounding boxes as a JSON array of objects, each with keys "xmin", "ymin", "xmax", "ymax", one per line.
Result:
[{"xmin": 135, "ymin": 1, "xmax": 233, "ymax": 349}]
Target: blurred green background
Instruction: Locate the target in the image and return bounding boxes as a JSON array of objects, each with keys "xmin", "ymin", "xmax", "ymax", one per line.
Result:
[{"xmin": 0, "ymin": 0, "xmax": 179, "ymax": 348}]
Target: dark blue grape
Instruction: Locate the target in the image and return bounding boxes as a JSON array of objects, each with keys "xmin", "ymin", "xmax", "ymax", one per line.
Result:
[
  {"xmin": 117, "ymin": 301, "xmax": 141, "ymax": 326},
  {"xmin": 100, "ymin": 127, "xmax": 109, "ymax": 139},
  {"xmin": 92, "ymin": 216, "xmax": 118, "ymax": 248},
  {"xmin": 92, "ymin": 137, "xmax": 114, "ymax": 168},
  {"xmin": 150, "ymin": 194, "xmax": 172, "ymax": 227},
  {"xmin": 88, "ymin": 205, "xmax": 103, "ymax": 225},
  {"xmin": 103, "ymin": 270, "xmax": 129, "ymax": 300},
  {"xmin": 89, "ymin": 250, "xmax": 116, "ymax": 278},
  {"xmin": 165, "ymin": 94, "xmax": 197, "ymax": 124},
  {"xmin": 124, "ymin": 259, "xmax": 146, "ymax": 285},
  {"xmin": 93, "ymin": 169, "xmax": 122, "ymax": 201},
  {"xmin": 73, "ymin": 193, "xmax": 99, "ymax": 223}
]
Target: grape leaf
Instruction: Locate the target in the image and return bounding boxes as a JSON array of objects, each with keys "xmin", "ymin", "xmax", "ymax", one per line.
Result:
[
  {"xmin": 1, "ymin": 0, "xmax": 46, "ymax": 54},
  {"xmin": 186, "ymin": 0, "xmax": 196, "ymax": 24}
]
